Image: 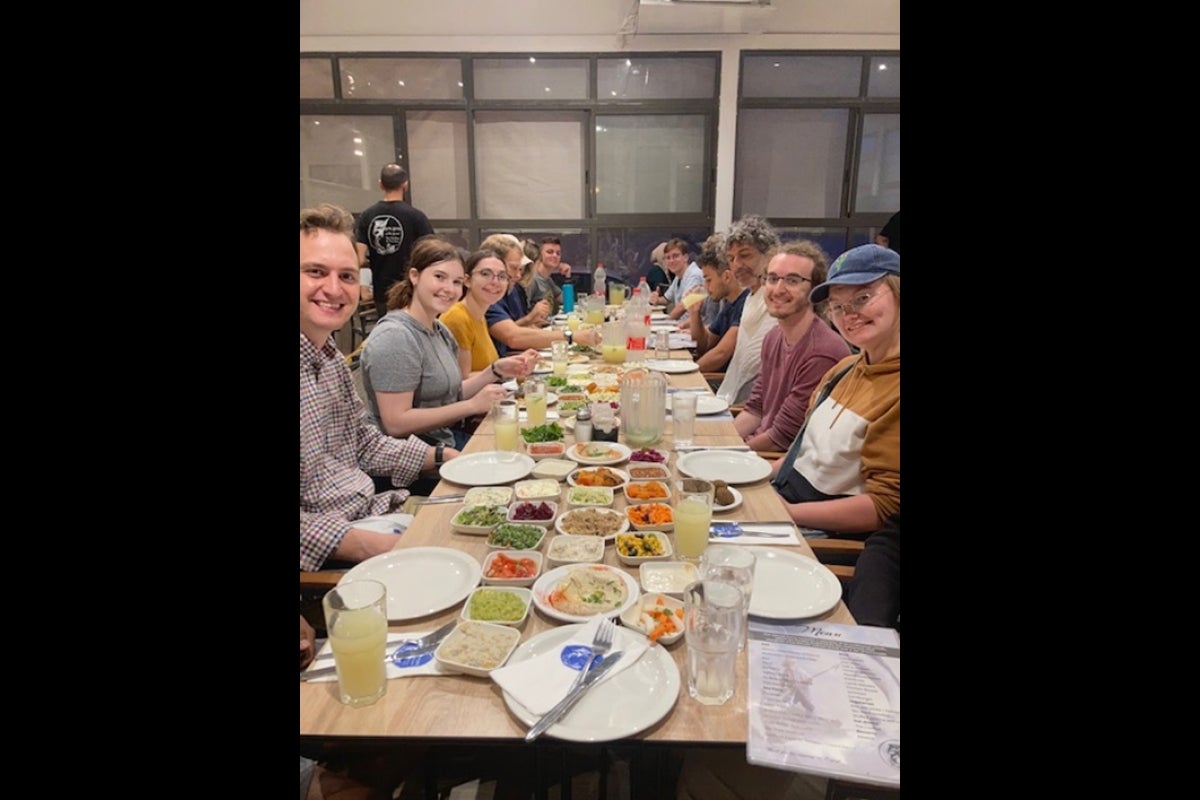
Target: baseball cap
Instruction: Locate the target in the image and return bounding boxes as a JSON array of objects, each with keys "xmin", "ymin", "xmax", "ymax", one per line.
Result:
[{"xmin": 809, "ymin": 244, "xmax": 900, "ymax": 304}]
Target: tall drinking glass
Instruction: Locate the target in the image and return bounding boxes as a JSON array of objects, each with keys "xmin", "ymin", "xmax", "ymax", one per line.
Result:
[
  {"xmin": 672, "ymin": 391, "xmax": 698, "ymax": 448},
  {"xmin": 684, "ymin": 579, "xmax": 744, "ymax": 706},
  {"xmin": 675, "ymin": 478, "xmax": 714, "ymax": 563},
  {"xmin": 700, "ymin": 545, "xmax": 756, "ymax": 652},
  {"xmin": 524, "ymin": 379, "xmax": 547, "ymax": 427},
  {"xmin": 494, "ymin": 399, "xmax": 520, "ymax": 452},
  {"xmin": 322, "ymin": 580, "xmax": 388, "ymax": 707}
]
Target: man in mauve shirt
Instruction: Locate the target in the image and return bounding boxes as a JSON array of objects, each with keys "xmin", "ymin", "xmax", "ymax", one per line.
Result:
[
  {"xmin": 734, "ymin": 241, "xmax": 850, "ymax": 453},
  {"xmin": 299, "ymin": 203, "xmax": 452, "ymax": 572}
]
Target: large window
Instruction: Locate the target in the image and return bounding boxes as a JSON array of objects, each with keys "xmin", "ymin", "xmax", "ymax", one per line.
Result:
[
  {"xmin": 735, "ymin": 52, "xmax": 899, "ymax": 254},
  {"xmin": 300, "ymin": 53, "xmax": 719, "ymax": 277}
]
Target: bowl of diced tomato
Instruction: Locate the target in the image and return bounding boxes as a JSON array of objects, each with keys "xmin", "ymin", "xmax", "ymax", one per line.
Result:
[
  {"xmin": 480, "ymin": 550, "xmax": 544, "ymax": 587},
  {"xmin": 620, "ymin": 592, "xmax": 685, "ymax": 645}
]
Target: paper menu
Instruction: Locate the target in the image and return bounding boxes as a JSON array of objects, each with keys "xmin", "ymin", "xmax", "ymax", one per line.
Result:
[{"xmin": 746, "ymin": 620, "xmax": 900, "ymax": 788}]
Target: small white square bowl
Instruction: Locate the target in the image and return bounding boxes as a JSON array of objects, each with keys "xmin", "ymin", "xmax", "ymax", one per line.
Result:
[
  {"xmin": 434, "ymin": 621, "xmax": 522, "ymax": 677},
  {"xmin": 481, "ymin": 550, "xmax": 544, "ymax": 587},
  {"xmin": 459, "ymin": 586, "xmax": 533, "ymax": 628}
]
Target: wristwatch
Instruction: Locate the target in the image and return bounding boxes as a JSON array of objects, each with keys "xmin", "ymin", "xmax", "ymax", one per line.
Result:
[
  {"xmin": 434, "ymin": 443, "xmax": 446, "ymax": 466},
  {"xmin": 490, "ymin": 361, "xmax": 504, "ymax": 381},
  {"xmin": 564, "ymin": 330, "xmax": 573, "ymax": 345}
]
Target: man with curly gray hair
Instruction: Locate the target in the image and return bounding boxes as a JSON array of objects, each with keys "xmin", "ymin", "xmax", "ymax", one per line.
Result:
[{"xmin": 716, "ymin": 215, "xmax": 783, "ymax": 405}]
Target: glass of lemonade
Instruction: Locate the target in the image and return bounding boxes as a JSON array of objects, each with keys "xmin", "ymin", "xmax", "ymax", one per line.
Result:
[
  {"xmin": 566, "ymin": 313, "xmax": 582, "ymax": 334},
  {"xmin": 551, "ymin": 340, "xmax": 569, "ymax": 376},
  {"xmin": 675, "ymin": 479, "xmax": 714, "ymax": 562},
  {"xmin": 601, "ymin": 320, "xmax": 627, "ymax": 364},
  {"xmin": 523, "ymin": 379, "xmax": 547, "ymax": 427},
  {"xmin": 609, "ymin": 283, "xmax": 628, "ymax": 306},
  {"xmin": 494, "ymin": 399, "xmax": 520, "ymax": 452},
  {"xmin": 322, "ymin": 580, "xmax": 388, "ymax": 707}
]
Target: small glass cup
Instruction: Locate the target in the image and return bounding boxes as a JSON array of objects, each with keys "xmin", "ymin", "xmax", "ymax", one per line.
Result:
[
  {"xmin": 551, "ymin": 340, "xmax": 569, "ymax": 376},
  {"xmin": 684, "ymin": 579, "xmax": 744, "ymax": 706},
  {"xmin": 493, "ymin": 399, "xmax": 520, "ymax": 452},
  {"xmin": 700, "ymin": 545, "xmax": 756, "ymax": 652},
  {"xmin": 322, "ymin": 580, "xmax": 389, "ymax": 707},
  {"xmin": 655, "ymin": 330, "xmax": 671, "ymax": 359},
  {"xmin": 675, "ymin": 478, "xmax": 714, "ymax": 563},
  {"xmin": 672, "ymin": 391, "xmax": 698, "ymax": 448}
]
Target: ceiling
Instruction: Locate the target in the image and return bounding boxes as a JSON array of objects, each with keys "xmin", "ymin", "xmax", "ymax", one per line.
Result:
[{"xmin": 300, "ymin": 0, "xmax": 901, "ymax": 40}]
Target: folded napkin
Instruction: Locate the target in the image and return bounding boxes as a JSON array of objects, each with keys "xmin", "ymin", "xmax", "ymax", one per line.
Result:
[
  {"xmin": 519, "ymin": 410, "xmax": 560, "ymax": 422},
  {"xmin": 304, "ymin": 630, "xmax": 453, "ymax": 682},
  {"xmin": 668, "ymin": 333, "xmax": 696, "ymax": 349},
  {"xmin": 490, "ymin": 616, "xmax": 648, "ymax": 715},
  {"xmin": 708, "ymin": 526, "xmax": 801, "ymax": 546}
]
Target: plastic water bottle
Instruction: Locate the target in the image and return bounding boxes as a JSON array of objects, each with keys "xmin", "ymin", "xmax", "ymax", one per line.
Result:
[
  {"xmin": 593, "ymin": 263, "xmax": 607, "ymax": 298},
  {"xmin": 625, "ymin": 288, "xmax": 650, "ymax": 362},
  {"xmin": 637, "ymin": 276, "xmax": 650, "ymax": 300},
  {"xmin": 562, "ymin": 282, "xmax": 575, "ymax": 313}
]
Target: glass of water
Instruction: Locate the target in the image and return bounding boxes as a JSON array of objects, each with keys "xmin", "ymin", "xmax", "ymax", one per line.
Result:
[
  {"xmin": 700, "ymin": 545, "xmax": 756, "ymax": 652},
  {"xmin": 672, "ymin": 391, "xmax": 698, "ymax": 448},
  {"xmin": 683, "ymin": 579, "xmax": 744, "ymax": 706}
]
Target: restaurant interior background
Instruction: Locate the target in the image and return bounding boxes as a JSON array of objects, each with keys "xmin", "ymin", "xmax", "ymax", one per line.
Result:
[{"xmin": 300, "ymin": 0, "xmax": 899, "ymax": 292}]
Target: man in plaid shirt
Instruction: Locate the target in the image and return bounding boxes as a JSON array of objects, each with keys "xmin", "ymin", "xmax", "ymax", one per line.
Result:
[{"xmin": 300, "ymin": 204, "xmax": 453, "ymax": 571}]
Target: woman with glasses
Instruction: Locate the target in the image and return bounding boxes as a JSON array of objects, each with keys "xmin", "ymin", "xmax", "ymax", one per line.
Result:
[
  {"xmin": 440, "ymin": 248, "xmax": 526, "ymax": 375},
  {"xmin": 768, "ymin": 244, "xmax": 900, "ymax": 536},
  {"xmin": 361, "ymin": 237, "xmax": 536, "ymax": 453}
]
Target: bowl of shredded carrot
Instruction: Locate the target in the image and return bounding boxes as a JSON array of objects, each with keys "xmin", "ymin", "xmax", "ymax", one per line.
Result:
[
  {"xmin": 625, "ymin": 502, "xmax": 674, "ymax": 531},
  {"xmin": 620, "ymin": 592, "xmax": 685, "ymax": 645}
]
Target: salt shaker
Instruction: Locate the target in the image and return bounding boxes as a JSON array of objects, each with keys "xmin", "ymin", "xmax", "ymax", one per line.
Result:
[{"xmin": 574, "ymin": 407, "xmax": 593, "ymax": 443}]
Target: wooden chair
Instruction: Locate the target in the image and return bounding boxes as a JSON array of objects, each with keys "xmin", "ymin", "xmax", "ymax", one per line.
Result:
[{"xmin": 808, "ymin": 538, "xmax": 866, "ymax": 584}]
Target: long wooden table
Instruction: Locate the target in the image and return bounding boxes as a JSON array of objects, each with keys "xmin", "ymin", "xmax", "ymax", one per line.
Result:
[{"xmin": 300, "ymin": 350, "xmax": 854, "ymax": 745}]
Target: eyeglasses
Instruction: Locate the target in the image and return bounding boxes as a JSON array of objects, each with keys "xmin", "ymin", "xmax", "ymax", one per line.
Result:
[
  {"xmin": 826, "ymin": 289, "xmax": 884, "ymax": 317},
  {"xmin": 475, "ymin": 269, "xmax": 508, "ymax": 283},
  {"xmin": 764, "ymin": 274, "xmax": 812, "ymax": 289}
]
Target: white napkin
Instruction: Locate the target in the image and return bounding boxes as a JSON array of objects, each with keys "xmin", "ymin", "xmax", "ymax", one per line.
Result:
[
  {"xmin": 304, "ymin": 630, "xmax": 453, "ymax": 682},
  {"xmin": 708, "ymin": 527, "xmax": 801, "ymax": 546},
  {"xmin": 519, "ymin": 410, "xmax": 560, "ymax": 422},
  {"xmin": 490, "ymin": 616, "xmax": 648, "ymax": 715},
  {"xmin": 668, "ymin": 333, "xmax": 696, "ymax": 349}
]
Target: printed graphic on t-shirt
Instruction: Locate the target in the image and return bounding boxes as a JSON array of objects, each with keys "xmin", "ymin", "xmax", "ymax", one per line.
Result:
[{"xmin": 368, "ymin": 215, "xmax": 405, "ymax": 255}]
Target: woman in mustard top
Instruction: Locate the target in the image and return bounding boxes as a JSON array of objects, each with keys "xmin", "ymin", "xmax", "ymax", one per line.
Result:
[{"xmin": 440, "ymin": 248, "xmax": 513, "ymax": 377}]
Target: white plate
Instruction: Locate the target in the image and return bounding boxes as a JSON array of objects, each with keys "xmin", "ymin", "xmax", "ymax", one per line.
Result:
[
  {"xmin": 650, "ymin": 323, "xmax": 678, "ymax": 334},
  {"xmin": 566, "ymin": 441, "xmax": 633, "ymax": 465},
  {"xmin": 500, "ymin": 623, "xmax": 680, "ymax": 742},
  {"xmin": 340, "ymin": 547, "xmax": 482, "ymax": 621},
  {"xmin": 644, "ymin": 359, "xmax": 700, "ymax": 374},
  {"xmin": 667, "ymin": 393, "xmax": 729, "ymax": 416},
  {"xmin": 712, "ymin": 486, "xmax": 744, "ymax": 513},
  {"xmin": 650, "ymin": 312, "xmax": 670, "ymax": 321},
  {"xmin": 440, "ymin": 451, "xmax": 536, "ymax": 486},
  {"xmin": 530, "ymin": 564, "xmax": 640, "ymax": 624},
  {"xmin": 554, "ymin": 507, "xmax": 630, "ymax": 541},
  {"xmin": 676, "ymin": 450, "xmax": 772, "ymax": 485},
  {"xmin": 749, "ymin": 549, "xmax": 842, "ymax": 619}
]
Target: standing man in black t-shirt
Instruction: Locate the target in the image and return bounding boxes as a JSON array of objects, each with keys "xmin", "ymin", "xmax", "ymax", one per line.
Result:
[
  {"xmin": 875, "ymin": 210, "xmax": 900, "ymax": 256},
  {"xmin": 354, "ymin": 164, "xmax": 436, "ymax": 318}
]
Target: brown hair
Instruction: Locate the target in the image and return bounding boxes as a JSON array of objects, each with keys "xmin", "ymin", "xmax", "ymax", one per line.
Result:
[
  {"xmin": 299, "ymin": 204, "xmax": 354, "ymax": 238},
  {"xmin": 664, "ymin": 237, "xmax": 691, "ymax": 257},
  {"xmin": 385, "ymin": 235, "xmax": 463, "ymax": 311},
  {"xmin": 777, "ymin": 240, "xmax": 832, "ymax": 288}
]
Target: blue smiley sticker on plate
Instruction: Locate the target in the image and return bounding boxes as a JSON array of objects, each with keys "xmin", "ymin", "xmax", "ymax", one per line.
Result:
[{"xmin": 560, "ymin": 644, "xmax": 602, "ymax": 672}]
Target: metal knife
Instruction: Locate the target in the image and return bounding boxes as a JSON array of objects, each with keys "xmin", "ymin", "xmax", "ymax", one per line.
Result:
[{"xmin": 525, "ymin": 650, "xmax": 624, "ymax": 741}]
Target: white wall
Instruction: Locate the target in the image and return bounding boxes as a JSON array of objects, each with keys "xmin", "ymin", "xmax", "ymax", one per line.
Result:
[{"xmin": 300, "ymin": 0, "xmax": 900, "ymax": 230}]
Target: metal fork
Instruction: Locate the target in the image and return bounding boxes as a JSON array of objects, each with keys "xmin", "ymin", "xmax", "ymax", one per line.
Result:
[
  {"xmin": 525, "ymin": 619, "xmax": 616, "ymax": 742},
  {"xmin": 566, "ymin": 618, "xmax": 615, "ymax": 697}
]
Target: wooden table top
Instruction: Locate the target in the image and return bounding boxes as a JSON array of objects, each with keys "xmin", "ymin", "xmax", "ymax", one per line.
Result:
[{"xmin": 300, "ymin": 351, "xmax": 855, "ymax": 744}]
